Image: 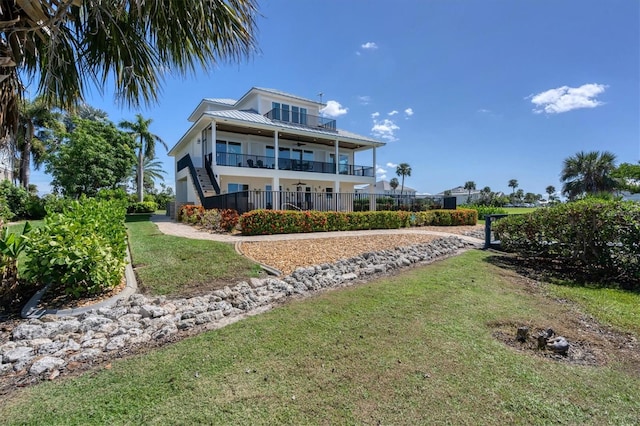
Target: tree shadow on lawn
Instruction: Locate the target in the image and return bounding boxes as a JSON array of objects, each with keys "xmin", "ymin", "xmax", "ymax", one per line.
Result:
[{"xmin": 483, "ymin": 250, "xmax": 640, "ymax": 294}]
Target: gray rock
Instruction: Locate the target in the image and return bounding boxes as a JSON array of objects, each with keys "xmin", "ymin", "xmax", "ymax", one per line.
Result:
[
  {"xmin": 12, "ymin": 323, "xmax": 48, "ymax": 340},
  {"xmin": 29, "ymin": 356, "xmax": 66, "ymax": 375},
  {"xmin": 105, "ymin": 335, "xmax": 130, "ymax": 351},
  {"xmin": 4, "ymin": 346, "xmax": 34, "ymax": 363},
  {"xmin": 69, "ymin": 349, "xmax": 103, "ymax": 362},
  {"xmin": 140, "ymin": 304, "xmax": 167, "ymax": 319}
]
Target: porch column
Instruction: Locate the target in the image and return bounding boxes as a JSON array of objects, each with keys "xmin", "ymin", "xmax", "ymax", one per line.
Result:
[
  {"xmin": 274, "ymin": 131, "xmax": 279, "ymax": 170},
  {"xmin": 370, "ymin": 146, "xmax": 377, "ymax": 211},
  {"xmin": 273, "ymin": 176, "xmax": 280, "ymax": 210},
  {"xmin": 334, "ymin": 140, "xmax": 339, "ymax": 176},
  {"xmin": 211, "ymin": 123, "xmax": 217, "ymax": 165}
]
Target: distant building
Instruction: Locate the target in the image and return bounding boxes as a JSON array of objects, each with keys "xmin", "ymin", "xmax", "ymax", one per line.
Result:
[
  {"xmin": 436, "ymin": 186, "xmax": 481, "ymax": 205},
  {"xmin": 355, "ymin": 180, "xmax": 417, "ymax": 197},
  {"xmin": 0, "ymin": 142, "xmax": 13, "ymax": 182}
]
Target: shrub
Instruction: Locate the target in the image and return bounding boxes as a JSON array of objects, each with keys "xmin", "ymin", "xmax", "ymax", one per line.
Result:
[
  {"xmin": 197, "ymin": 209, "xmax": 240, "ymax": 233},
  {"xmin": 219, "ymin": 209, "xmax": 240, "ymax": 231},
  {"xmin": 0, "ymin": 180, "xmax": 29, "ymax": 219},
  {"xmin": 494, "ymin": 199, "xmax": 640, "ymax": 288},
  {"xmin": 461, "ymin": 204, "xmax": 508, "ymax": 220},
  {"xmin": 24, "ymin": 198, "xmax": 128, "ymax": 298},
  {"xmin": 42, "ymin": 194, "xmax": 72, "ymax": 215},
  {"xmin": 0, "ymin": 198, "xmax": 14, "ymax": 221},
  {"xmin": 412, "ymin": 208, "xmax": 477, "ymax": 226},
  {"xmin": 25, "ymin": 195, "xmax": 47, "ymax": 219},
  {"xmin": 240, "ymin": 210, "xmax": 410, "ymax": 236},
  {"xmin": 178, "ymin": 205, "xmax": 204, "ymax": 223},
  {"xmin": 127, "ymin": 201, "xmax": 157, "ymax": 214}
]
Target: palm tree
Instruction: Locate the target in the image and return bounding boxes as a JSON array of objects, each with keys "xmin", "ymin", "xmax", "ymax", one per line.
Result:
[
  {"xmin": 1, "ymin": 0, "xmax": 258, "ymax": 145},
  {"xmin": 389, "ymin": 178, "xmax": 399, "ymax": 194},
  {"xmin": 131, "ymin": 157, "xmax": 166, "ymax": 193},
  {"xmin": 508, "ymin": 179, "xmax": 518, "ymax": 195},
  {"xmin": 545, "ymin": 185, "xmax": 556, "ymax": 201},
  {"xmin": 120, "ymin": 114, "xmax": 167, "ymax": 202},
  {"xmin": 561, "ymin": 151, "xmax": 619, "ymax": 200},
  {"xmin": 396, "ymin": 163, "xmax": 412, "ymax": 197},
  {"xmin": 15, "ymin": 97, "xmax": 60, "ymax": 188},
  {"xmin": 464, "ymin": 180, "xmax": 476, "ymax": 203}
]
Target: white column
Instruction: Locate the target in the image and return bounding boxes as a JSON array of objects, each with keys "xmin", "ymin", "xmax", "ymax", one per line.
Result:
[
  {"xmin": 371, "ymin": 146, "xmax": 377, "ymax": 211},
  {"xmin": 273, "ymin": 176, "xmax": 280, "ymax": 210},
  {"xmin": 334, "ymin": 140, "xmax": 339, "ymax": 176},
  {"xmin": 211, "ymin": 123, "xmax": 217, "ymax": 165},
  {"xmin": 274, "ymin": 131, "xmax": 279, "ymax": 170}
]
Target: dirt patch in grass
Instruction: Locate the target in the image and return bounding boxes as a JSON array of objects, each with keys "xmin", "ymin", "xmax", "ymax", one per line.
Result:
[{"xmin": 486, "ymin": 254, "xmax": 640, "ymax": 372}]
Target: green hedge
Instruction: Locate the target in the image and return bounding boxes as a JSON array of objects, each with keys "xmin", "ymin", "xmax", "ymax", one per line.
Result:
[
  {"xmin": 24, "ymin": 198, "xmax": 128, "ymax": 298},
  {"xmin": 127, "ymin": 201, "xmax": 158, "ymax": 214},
  {"xmin": 240, "ymin": 208, "xmax": 476, "ymax": 236},
  {"xmin": 460, "ymin": 205, "xmax": 508, "ymax": 220},
  {"xmin": 494, "ymin": 199, "xmax": 640, "ymax": 288},
  {"xmin": 412, "ymin": 208, "xmax": 478, "ymax": 226},
  {"xmin": 240, "ymin": 210, "xmax": 412, "ymax": 236}
]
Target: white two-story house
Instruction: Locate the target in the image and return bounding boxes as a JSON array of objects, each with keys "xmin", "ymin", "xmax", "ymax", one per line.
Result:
[{"xmin": 168, "ymin": 88, "xmax": 385, "ymax": 213}]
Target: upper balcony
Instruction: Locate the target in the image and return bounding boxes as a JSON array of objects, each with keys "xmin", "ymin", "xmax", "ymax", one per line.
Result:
[
  {"xmin": 264, "ymin": 108, "xmax": 337, "ymax": 131},
  {"xmin": 213, "ymin": 153, "xmax": 374, "ymax": 177}
]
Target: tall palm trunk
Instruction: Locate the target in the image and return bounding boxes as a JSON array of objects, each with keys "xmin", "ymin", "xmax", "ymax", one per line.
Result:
[
  {"xmin": 137, "ymin": 142, "xmax": 144, "ymax": 202},
  {"xmin": 19, "ymin": 121, "xmax": 34, "ymax": 189}
]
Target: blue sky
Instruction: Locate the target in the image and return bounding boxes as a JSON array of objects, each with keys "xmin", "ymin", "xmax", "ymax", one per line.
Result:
[{"xmin": 29, "ymin": 0, "xmax": 640, "ymax": 197}]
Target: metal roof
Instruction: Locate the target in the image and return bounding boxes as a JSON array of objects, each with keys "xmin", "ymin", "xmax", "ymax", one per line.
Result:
[
  {"xmin": 252, "ymin": 87, "xmax": 325, "ymax": 106},
  {"xmin": 203, "ymin": 98, "xmax": 237, "ymax": 106},
  {"xmin": 203, "ymin": 109, "xmax": 382, "ymax": 145}
]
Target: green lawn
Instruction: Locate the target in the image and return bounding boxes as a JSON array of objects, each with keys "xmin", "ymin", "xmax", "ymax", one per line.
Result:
[
  {"xmin": 125, "ymin": 214, "xmax": 261, "ymax": 295},
  {"xmin": 2, "ymin": 250, "xmax": 638, "ymax": 425},
  {"xmin": 503, "ymin": 206, "xmax": 539, "ymax": 215}
]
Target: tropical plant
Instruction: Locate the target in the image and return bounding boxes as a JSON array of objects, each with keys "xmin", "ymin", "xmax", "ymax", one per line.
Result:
[
  {"xmin": 545, "ymin": 185, "xmax": 556, "ymax": 201},
  {"xmin": 14, "ymin": 97, "xmax": 62, "ymax": 189},
  {"xmin": 389, "ymin": 178, "xmax": 399, "ymax": 194},
  {"xmin": 561, "ymin": 151, "xmax": 620, "ymax": 200},
  {"xmin": 0, "ymin": 0, "xmax": 258, "ymax": 146},
  {"xmin": 119, "ymin": 114, "xmax": 167, "ymax": 202},
  {"xmin": 395, "ymin": 163, "xmax": 412, "ymax": 197},
  {"xmin": 612, "ymin": 161, "xmax": 640, "ymax": 194},
  {"xmin": 464, "ymin": 181, "xmax": 476, "ymax": 203},
  {"xmin": 508, "ymin": 179, "xmax": 518, "ymax": 195},
  {"xmin": 131, "ymin": 157, "xmax": 166, "ymax": 194}
]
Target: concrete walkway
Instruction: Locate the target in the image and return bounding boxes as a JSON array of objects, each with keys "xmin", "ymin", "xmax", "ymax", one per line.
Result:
[{"xmin": 150, "ymin": 214, "xmax": 484, "ymax": 247}]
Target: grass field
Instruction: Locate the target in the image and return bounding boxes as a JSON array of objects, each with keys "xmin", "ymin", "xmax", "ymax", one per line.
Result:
[
  {"xmin": 2, "ymin": 250, "xmax": 638, "ymax": 425},
  {"xmin": 125, "ymin": 214, "xmax": 260, "ymax": 295}
]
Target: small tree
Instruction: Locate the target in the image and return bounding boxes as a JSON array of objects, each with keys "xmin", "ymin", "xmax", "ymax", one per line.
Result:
[
  {"xmin": 396, "ymin": 163, "xmax": 412, "ymax": 198},
  {"xmin": 546, "ymin": 185, "xmax": 556, "ymax": 201},
  {"xmin": 561, "ymin": 151, "xmax": 619, "ymax": 200},
  {"xmin": 46, "ymin": 119, "xmax": 136, "ymax": 198},
  {"xmin": 464, "ymin": 181, "xmax": 476, "ymax": 203},
  {"xmin": 389, "ymin": 178, "xmax": 399, "ymax": 194}
]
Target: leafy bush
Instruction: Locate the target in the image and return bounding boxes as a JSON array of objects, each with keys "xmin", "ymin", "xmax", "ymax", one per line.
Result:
[
  {"xmin": 0, "ymin": 180, "xmax": 29, "ymax": 219},
  {"xmin": 24, "ymin": 198, "xmax": 128, "ymax": 298},
  {"xmin": 178, "ymin": 205, "xmax": 204, "ymax": 223},
  {"xmin": 494, "ymin": 199, "xmax": 640, "ymax": 288},
  {"xmin": 127, "ymin": 201, "xmax": 157, "ymax": 214},
  {"xmin": 42, "ymin": 193, "xmax": 72, "ymax": 215},
  {"xmin": 412, "ymin": 208, "xmax": 478, "ymax": 226},
  {"xmin": 240, "ymin": 210, "xmax": 411, "ymax": 236},
  {"xmin": 25, "ymin": 195, "xmax": 47, "ymax": 219},
  {"xmin": 0, "ymin": 221, "xmax": 31, "ymax": 282},
  {"xmin": 460, "ymin": 204, "xmax": 508, "ymax": 220},
  {"xmin": 0, "ymin": 199, "xmax": 13, "ymax": 221},
  {"xmin": 219, "ymin": 209, "xmax": 240, "ymax": 231}
]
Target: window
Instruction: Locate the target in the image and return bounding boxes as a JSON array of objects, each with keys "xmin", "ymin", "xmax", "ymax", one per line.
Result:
[
  {"xmin": 271, "ymin": 102, "xmax": 307, "ymax": 125},
  {"xmin": 265, "ymin": 146, "xmax": 275, "ymax": 168},
  {"xmin": 282, "ymin": 104, "xmax": 290, "ymax": 122},
  {"xmin": 216, "ymin": 140, "xmax": 241, "ymax": 166},
  {"xmin": 300, "ymin": 108, "xmax": 307, "ymax": 125},
  {"xmin": 292, "ymin": 106, "xmax": 299, "ymax": 123},
  {"xmin": 272, "ymin": 102, "xmax": 281, "ymax": 120},
  {"xmin": 339, "ymin": 154, "xmax": 349, "ymax": 174},
  {"xmin": 228, "ymin": 183, "xmax": 249, "ymax": 193},
  {"xmin": 326, "ymin": 187, "xmax": 333, "ymax": 199}
]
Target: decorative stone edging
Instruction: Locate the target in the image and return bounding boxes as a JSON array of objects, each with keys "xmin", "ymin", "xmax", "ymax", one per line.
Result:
[{"xmin": 1, "ymin": 236, "xmax": 476, "ymax": 382}]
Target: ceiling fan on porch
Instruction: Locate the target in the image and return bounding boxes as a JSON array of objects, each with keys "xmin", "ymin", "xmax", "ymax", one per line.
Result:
[{"xmin": 293, "ymin": 181, "xmax": 307, "ymax": 186}]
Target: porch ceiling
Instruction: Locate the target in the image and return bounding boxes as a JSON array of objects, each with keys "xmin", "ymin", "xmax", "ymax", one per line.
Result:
[{"xmin": 215, "ymin": 122, "xmax": 368, "ymax": 150}]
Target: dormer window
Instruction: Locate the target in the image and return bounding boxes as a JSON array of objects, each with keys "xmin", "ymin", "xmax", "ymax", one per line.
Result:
[{"xmin": 271, "ymin": 102, "xmax": 308, "ymax": 126}]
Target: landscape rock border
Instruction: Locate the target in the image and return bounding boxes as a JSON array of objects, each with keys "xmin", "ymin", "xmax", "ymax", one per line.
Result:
[{"xmin": 1, "ymin": 236, "xmax": 475, "ymax": 389}]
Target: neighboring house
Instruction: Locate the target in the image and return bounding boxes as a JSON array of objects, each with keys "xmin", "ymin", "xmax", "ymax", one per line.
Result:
[
  {"xmin": 436, "ymin": 186, "xmax": 481, "ymax": 205},
  {"xmin": 355, "ymin": 180, "xmax": 417, "ymax": 197},
  {"xmin": 168, "ymin": 87, "xmax": 385, "ymax": 213},
  {"xmin": 0, "ymin": 141, "xmax": 13, "ymax": 182}
]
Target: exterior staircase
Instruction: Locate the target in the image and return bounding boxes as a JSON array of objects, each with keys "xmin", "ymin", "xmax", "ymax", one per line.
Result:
[{"xmin": 194, "ymin": 167, "xmax": 217, "ymax": 198}]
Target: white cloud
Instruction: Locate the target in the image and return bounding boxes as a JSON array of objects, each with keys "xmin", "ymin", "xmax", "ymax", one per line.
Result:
[
  {"xmin": 529, "ymin": 83, "xmax": 607, "ymax": 114},
  {"xmin": 358, "ymin": 95, "xmax": 371, "ymax": 105},
  {"xmin": 477, "ymin": 108, "xmax": 492, "ymax": 114},
  {"xmin": 371, "ymin": 112, "xmax": 380, "ymax": 119},
  {"xmin": 388, "ymin": 110, "xmax": 399, "ymax": 116},
  {"xmin": 386, "ymin": 162, "xmax": 398, "ymax": 168},
  {"xmin": 376, "ymin": 166, "xmax": 387, "ymax": 175},
  {"xmin": 404, "ymin": 108, "xmax": 414, "ymax": 117},
  {"xmin": 371, "ymin": 118, "xmax": 400, "ymax": 142},
  {"xmin": 361, "ymin": 42, "xmax": 378, "ymax": 50},
  {"xmin": 320, "ymin": 100, "xmax": 349, "ymax": 118}
]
